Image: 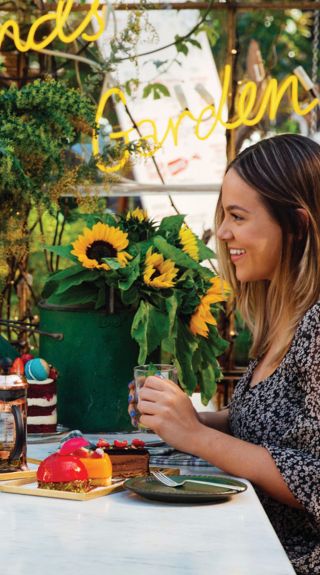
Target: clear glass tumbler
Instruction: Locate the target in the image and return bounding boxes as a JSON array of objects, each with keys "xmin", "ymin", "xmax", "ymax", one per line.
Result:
[{"xmin": 133, "ymin": 364, "xmax": 178, "ymax": 430}]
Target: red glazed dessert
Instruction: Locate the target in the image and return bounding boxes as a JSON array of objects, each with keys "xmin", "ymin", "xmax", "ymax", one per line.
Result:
[
  {"xmin": 59, "ymin": 439, "xmax": 113, "ymax": 486},
  {"xmin": 37, "ymin": 453, "xmax": 90, "ymax": 492}
]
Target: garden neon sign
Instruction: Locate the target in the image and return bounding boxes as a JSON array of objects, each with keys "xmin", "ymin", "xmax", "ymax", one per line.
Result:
[
  {"xmin": 0, "ymin": 0, "xmax": 105, "ymax": 50},
  {"xmin": 1, "ymin": 0, "xmax": 319, "ymax": 173},
  {"xmin": 93, "ymin": 67, "xmax": 319, "ymax": 173}
]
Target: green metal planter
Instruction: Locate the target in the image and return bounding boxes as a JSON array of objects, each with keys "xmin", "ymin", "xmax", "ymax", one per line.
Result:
[{"xmin": 39, "ymin": 301, "xmax": 139, "ymax": 432}]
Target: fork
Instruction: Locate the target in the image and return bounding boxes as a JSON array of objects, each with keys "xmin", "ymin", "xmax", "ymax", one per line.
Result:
[{"xmin": 151, "ymin": 470, "xmax": 245, "ymax": 492}]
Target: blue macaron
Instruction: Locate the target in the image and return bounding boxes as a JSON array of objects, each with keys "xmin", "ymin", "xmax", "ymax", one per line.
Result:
[{"xmin": 25, "ymin": 358, "xmax": 50, "ymax": 381}]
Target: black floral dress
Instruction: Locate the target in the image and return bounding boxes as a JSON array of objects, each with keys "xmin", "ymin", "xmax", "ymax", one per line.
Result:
[{"xmin": 229, "ymin": 302, "xmax": 320, "ymax": 575}]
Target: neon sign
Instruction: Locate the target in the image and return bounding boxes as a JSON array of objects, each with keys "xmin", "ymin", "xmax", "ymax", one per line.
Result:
[
  {"xmin": 1, "ymin": 4, "xmax": 318, "ymax": 173},
  {"xmin": 93, "ymin": 65, "xmax": 319, "ymax": 173},
  {"xmin": 0, "ymin": 0, "xmax": 105, "ymax": 51}
]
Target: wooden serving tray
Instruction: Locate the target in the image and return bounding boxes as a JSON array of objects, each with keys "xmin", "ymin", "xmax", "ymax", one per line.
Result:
[
  {"xmin": 0, "ymin": 469, "xmax": 37, "ymax": 481},
  {"xmin": 0, "ymin": 477, "xmax": 125, "ymax": 501},
  {"xmin": 0, "ymin": 468, "xmax": 179, "ymax": 501}
]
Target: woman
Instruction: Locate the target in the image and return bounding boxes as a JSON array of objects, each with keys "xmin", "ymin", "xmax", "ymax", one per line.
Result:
[{"xmin": 136, "ymin": 134, "xmax": 320, "ymax": 575}]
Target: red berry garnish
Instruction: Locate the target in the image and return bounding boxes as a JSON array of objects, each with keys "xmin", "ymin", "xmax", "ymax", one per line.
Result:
[
  {"xmin": 96, "ymin": 439, "xmax": 110, "ymax": 448},
  {"xmin": 49, "ymin": 367, "xmax": 59, "ymax": 380},
  {"xmin": 131, "ymin": 439, "xmax": 145, "ymax": 448},
  {"xmin": 20, "ymin": 353, "xmax": 34, "ymax": 365},
  {"xmin": 114, "ymin": 440, "xmax": 128, "ymax": 448},
  {"xmin": 92, "ymin": 448, "xmax": 104, "ymax": 458}
]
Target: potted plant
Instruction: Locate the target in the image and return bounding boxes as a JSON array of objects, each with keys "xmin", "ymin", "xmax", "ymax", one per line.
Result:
[{"xmin": 40, "ymin": 209, "xmax": 230, "ymax": 431}]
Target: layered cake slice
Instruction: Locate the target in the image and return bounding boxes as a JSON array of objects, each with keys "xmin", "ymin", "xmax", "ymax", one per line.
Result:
[
  {"xmin": 96, "ymin": 439, "xmax": 150, "ymax": 478},
  {"xmin": 27, "ymin": 377, "xmax": 57, "ymax": 433}
]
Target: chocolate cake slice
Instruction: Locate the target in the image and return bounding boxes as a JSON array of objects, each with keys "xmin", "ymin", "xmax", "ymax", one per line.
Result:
[
  {"xmin": 105, "ymin": 448, "xmax": 149, "ymax": 478},
  {"xmin": 96, "ymin": 440, "xmax": 149, "ymax": 478}
]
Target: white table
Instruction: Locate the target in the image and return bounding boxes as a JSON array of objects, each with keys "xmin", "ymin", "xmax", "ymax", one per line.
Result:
[{"xmin": 0, "ymin": 433, "xmax": 296, "ymax": 575}]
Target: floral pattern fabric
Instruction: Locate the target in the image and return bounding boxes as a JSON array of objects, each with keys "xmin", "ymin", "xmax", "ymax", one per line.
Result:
[{"xmin": 229, "ymin": 302, "xmax": 320, "ymax": 575}]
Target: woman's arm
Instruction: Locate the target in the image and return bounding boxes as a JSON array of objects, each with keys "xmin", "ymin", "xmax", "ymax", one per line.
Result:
[
  {"xmin": 138, "ymin": 377, "xmax": 302, "ymax": 510},
  {"xmin": 197, "ymin": 409, "xmax": 231, "ymax": 433}
]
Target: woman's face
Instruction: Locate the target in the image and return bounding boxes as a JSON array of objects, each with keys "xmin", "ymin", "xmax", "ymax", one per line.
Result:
[{"xmin": 217, "ymin": 168, "xmax": 282, "ymax": 283}]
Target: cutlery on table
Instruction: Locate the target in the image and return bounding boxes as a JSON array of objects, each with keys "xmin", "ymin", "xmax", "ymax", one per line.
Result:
[{"xmin": 151, "ymin": 470, "xmax": 245, "ymax": 492}]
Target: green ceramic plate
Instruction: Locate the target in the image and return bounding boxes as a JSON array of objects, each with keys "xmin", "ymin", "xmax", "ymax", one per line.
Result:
[{"xmin": 124, "ymin": 475, "xmax": 247, "ymax": 503}]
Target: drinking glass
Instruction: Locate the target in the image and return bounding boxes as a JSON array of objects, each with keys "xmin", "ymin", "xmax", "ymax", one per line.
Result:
[{"xmin": 133, "ymin": 364, "xmax": 178, "ymax": 430}]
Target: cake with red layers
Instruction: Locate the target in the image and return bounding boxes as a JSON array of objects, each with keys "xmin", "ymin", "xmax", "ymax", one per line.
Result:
[{"xmin": 27, "ymin": 372, "xmax": 57, "ymax": 433}]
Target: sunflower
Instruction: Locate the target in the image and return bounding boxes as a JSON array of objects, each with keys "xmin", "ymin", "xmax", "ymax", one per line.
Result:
[
  {"xmin": 126, "ymin": 208, "xmax": 148, "ymax": 222},
  {"xmin": 179, "ymin": 224, "xmax": 199, "ymax": 261},
  {"xmin": 71, "ymin": 222, "xmax": 132, "ymax": 271},
  {"xmin": 190, "ymin": 277, "xmax": 232, "ymax": 337},
  {"xmin": 143, "ymin": 247, "xmax": 178, "ymax": 288}
]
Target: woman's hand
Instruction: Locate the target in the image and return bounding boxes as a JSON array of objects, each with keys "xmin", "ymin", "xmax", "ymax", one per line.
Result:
[
  {"xmin": 127, "ymin": 380, "xmax": 139, "ymax": 427},
  {"xmin": 137, "ymin": 375, "xmax": 203, "ymax": 452}
]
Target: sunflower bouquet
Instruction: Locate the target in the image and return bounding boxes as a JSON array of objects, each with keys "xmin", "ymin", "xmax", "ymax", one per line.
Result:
[{"xmin": 43, "ymin": 209, "xmax": 231, "ymax": 404}]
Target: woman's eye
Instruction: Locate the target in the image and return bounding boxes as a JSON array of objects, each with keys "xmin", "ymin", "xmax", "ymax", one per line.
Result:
[{"xmin": 231, "ymin": 213, "xmax": 243, "ymax": 221}]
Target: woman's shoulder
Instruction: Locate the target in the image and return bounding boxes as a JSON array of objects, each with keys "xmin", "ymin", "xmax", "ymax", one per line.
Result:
[
  {"xmin": 290, "ymin": 300, "xmax": 320, "ymax": 370},
  {"xmin": 296, "ymin": 300, "xmax": 320, "ymax": 334}
]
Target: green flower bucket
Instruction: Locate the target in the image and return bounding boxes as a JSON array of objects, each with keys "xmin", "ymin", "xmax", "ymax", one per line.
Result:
[{"xmin": 39, "ymin": 301, "xmax": 139, "ymax": 432}]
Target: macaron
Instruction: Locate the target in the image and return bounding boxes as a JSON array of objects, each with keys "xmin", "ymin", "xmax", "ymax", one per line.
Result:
[{"xmin": 25, "ymin": 358, "xmax": 50, "ymax": 381}]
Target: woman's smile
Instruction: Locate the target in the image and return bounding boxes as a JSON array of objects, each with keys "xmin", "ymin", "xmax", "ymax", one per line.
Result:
[{"xmin": 229, "ymin": 247, "xmax": 246, "ymax": 263}]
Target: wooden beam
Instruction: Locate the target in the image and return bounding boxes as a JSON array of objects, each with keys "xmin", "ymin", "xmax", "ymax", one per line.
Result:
[
  {"xmin": 226, "ymin": 3, "xmax": 237, "ymax": 162},
  {"xmin": 3, "ymin": 2, "xmax": 320, "ymax": 11}
]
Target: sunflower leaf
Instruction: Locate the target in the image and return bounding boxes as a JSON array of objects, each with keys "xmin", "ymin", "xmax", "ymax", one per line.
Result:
[
  {"xmin": 198, "ymin": 363, "xmax": 217, "ymax": 405},
  {"xmin": 41, "ymin": 264, "xmax": 85, "ymax": 298},
  {"xmin": 102, "ymin": 257, "xmax": 121, "ymax": 270},
  {"xmin": 45, "ymin": 283, "xmax": 97, "ymax": 306},
  {"xmin": 131, "ymin": 301, "xmax": 171, "ymax": 364},
  {"xmin": 55, "ymin": 269, "xmax": 101, "ymax": 295},
  {"xmin": 153, "ymin": 236, "xmax": 212, "ymax": 279},
  {"xmin": 80, "ymin": 213, "xmax": 117, "ymax": 228},
  {"xmin": 197, "ymin": 240, "xmax": 216, "ymax": 261},
  {"xmin": 174, "ymin": 320, "xmax": 198, "ymax": 394},
  {"xmin": 207, "ymin": 325, "xmax": 229, "ymax": 356},
  {"xmin": 118, "ymin": 255, "xmax": 140, "ymax": 291},
  {"xmin": 157, "ymin": 215, "xmax": 186, "ymax": 240},
  {"xmin": 121, "ymin": 285, "xmax": 139, "ymax": 306},
  {"xmin": 44, "ymin": 244, "xmax": 78, "ymax": 263}
]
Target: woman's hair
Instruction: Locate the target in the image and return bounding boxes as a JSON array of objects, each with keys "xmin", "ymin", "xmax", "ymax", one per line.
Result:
[{"xmin": 215, "ymin": 133, "xmax": 320, "ymax": 363}]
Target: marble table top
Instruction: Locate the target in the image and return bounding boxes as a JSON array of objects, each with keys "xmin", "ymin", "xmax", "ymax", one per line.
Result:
[{"xmin": 0, "ymin": 432, "xmax": 296, "ymax": 575}]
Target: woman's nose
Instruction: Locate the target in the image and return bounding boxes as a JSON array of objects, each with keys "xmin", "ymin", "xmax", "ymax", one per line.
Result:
[{"xmin": 217, "ymin": 220, "xmax": 234, "ymax": 241}]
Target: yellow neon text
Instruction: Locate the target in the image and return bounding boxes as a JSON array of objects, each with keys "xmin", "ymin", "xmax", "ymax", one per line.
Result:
[
  {"xmin": 0, "ymin": 0, "xmax": 105, "ymax": 52},
  {"xmin": 92, "ymin": 88, "xmax": 131, "ymax": 174},
  {"xmin": 94, "ymin": 65, "xmax": 319, "ymax": 173}
]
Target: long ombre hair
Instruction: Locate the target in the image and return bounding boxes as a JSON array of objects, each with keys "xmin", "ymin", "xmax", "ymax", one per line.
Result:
[{"xmin": 215, "ymin": 134, "xmax": 320, "ymax": 363}]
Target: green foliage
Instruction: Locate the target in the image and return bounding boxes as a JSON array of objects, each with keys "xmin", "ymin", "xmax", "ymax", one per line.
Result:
[
  {"xmin": 0, "ymin": 79, "xmax": 96, "ymax": 224},
  {"xmin": 43, "ymin": 210, "xmax": 229, "ymax": 401},
  {"xmin": 142, "ymin": 83, "xmax": 170, "ymax": 100}
]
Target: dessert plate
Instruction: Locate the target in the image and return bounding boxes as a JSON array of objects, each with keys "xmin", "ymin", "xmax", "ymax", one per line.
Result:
[{"xmin": 124, "ymin": 475, "xmax": 247, "ymax": 503}]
